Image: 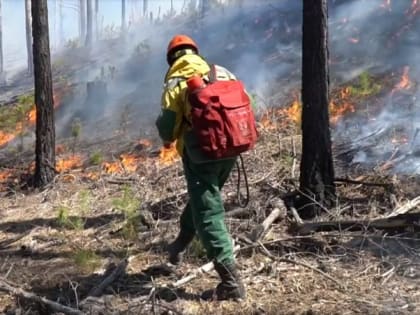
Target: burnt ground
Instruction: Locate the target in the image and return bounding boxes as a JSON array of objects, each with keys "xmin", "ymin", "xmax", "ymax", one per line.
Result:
[{"xmin": 0, "ymin": 116, "xmax": 420, "ymax": 314}]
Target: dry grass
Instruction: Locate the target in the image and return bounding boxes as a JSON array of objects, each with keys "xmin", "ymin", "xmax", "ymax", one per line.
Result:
[{"xmin": 0, "ymin": 114, "xmax": 419, "ymax": 314}]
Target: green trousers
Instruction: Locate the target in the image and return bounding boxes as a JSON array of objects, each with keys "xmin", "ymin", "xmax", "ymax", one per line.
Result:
[{"xmin": 179, "ymin": 154, "xmax": 236, "ymax": 265}]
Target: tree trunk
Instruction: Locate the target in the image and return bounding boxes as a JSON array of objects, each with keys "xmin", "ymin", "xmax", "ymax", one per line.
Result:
[
  {"xmin": 0, "ymin": 0, "xmax": 3, "ymax": 78},
  {"xmin": 121, "ymin": 0, "xmax": 126, "ymax": 33},
  {"xmin": 143, "ymin": 0, "xmax": 148, "ymax": 16},
  {"xmin": 94, "ymin": 0, "xmax": 98, "ymax": 39},
  {"xmin": 32, "ymin": 0, "xmax": 56, "ymax": 187},
  {"xmin": 79, "ymin": 0, "xmax": 86, "ymax": 42},
  {"xmin": 299, "ymin": 0, "xmax": 335, "ymax": 218},
  {"xmin": 25, "ymin": 0, "xmax": 33, "ymax": 75},
  {"xmin": 85, "ymin": 0, "xmax": 92, "ymax": 46}
]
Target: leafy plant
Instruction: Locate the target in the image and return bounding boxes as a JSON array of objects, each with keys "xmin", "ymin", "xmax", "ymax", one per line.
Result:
[
  {"xmin": 189, "ymin": 237, "xmax": 206, "ymax": 260},
  {"xmin": 112, "ymin": 186, "xmax": 140, "ymax": 240},
  {"xmin": 348, "ymin": 71, "xmax": 382, "ymax": 97},
  {"xmin": 70, "ymin": 118, "xmax": 82, "ymax": 153},
  {"xmin": 74, "ymin": 248, "xmax": 101, "ymax": 272},
  {"xmin": 56, "ymin": 190, "xmax": 92, "ymax": 230},
  {"xmin": 89, "ymin": 151, "xmax": 104, "ymax": 165}
]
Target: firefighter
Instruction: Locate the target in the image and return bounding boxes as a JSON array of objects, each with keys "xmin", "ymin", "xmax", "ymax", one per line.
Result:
[{"xmin": 155, "ymin": 34, "xmax": 245, "ymax": 300}]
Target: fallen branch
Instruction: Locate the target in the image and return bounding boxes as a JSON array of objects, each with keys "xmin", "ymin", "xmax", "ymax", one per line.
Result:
[
  {"xmin": 385, "ymin": 196, "xmax": 420, "ymax": 218},
  {"xmin": 291, "ymin": 212, "xmax": 420, "ymax": 234},
  {"xmin": 257, "ymin": 241, "xmax": 346, "ymax": 291},
  {"xmin": 334, "ymin": 177, "xmax": 393, "ymax": 188},
  {"xmin": 0, "ymin": 278, "xmax": 84, "ymax": 315},
  {"xmin": 172, "ymin": 245, "xmax": 240, "ymax": 288},
  {"xmin": 86, "ymin": 259, "xmax": 128, "ymax": 298},
  {"xmin": 248, "ymin": 199, "xmax": 287, "ymax": 242}
]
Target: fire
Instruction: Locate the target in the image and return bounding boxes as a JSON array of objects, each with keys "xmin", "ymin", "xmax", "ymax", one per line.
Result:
[
  {"xmin": 283, "ymin": 96, "xmax": 301, "ymax": 124},
  {"xmin": 138, "ymin": 139, "xmax": 152, "ymax": 147},
  {"xmin": 0, "ymin": 169, "xmax": 12, "ymax": 182},
  {"xmin": 394, "ymin": 66, "xmax": 412, "ymax": 90},
  {"xmin": 56, "ymin": 155, "xmax": 83, "ymax": 173},
  {"xmin": 329, "ymin": 101, "xmax": 355, "ymax": 125},
  {"xmin": 380, "ymin": 0, "xmax": 391, "ymax": 11},
  {"xmin": 102, "ymin": 153, "xmax": 143, "ymax": 174},
  {"xmin": 348, "ymin": 37, "xmax": 359, "ymax": 44},
  {"xmin": 120, "ymin": 153, "xmax": 140, "ymax": 172},
  {"xmin": 159, "ymin": 143, "xmax": 179, "ymax": 165}
]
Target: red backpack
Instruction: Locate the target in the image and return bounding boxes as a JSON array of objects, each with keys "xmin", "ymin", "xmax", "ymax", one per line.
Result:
[{"xmin": 187, "ymin": 65, "xmax": 258, "ymax": 159}]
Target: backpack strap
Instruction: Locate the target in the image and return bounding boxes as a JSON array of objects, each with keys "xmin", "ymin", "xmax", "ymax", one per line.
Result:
[{"xmin": 208, "ymin": 64, "xmax": 218, "ymax": 83}]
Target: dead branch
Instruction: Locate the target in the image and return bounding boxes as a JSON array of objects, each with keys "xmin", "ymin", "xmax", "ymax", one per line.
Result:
[
  {"xmin": 248, "ymin": 199, "xmax": 287, "ymax": 242},
  {"xmin": 257, "ymin": 241, "xmax": 346, "ymax": 291},
  {"xmin": 291, "ymin": 212, "xmax": 420, "ymax": 234},
  {"xmin": 385, "ymin": 196, "xmax": 420, "ymax": 218},
  {"xmin": 334, "ymin": 177, "xmax": 393, "ymax": 188},
  {"xmin": 85, "ymin": 259, "xmax": 128, "ymax": 298},
  {"xmin": 172, "ymin": 245, "xmax": 241, "ymax": 288},
  {"xmin": 0, "ymin": 278, "xmax": 84, "ymax": 315}
]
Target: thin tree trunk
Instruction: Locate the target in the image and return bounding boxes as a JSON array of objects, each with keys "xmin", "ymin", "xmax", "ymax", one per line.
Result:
[
  {"xmin": 32, "ymin": 0, "xmax": 56, "ymax": 187},
  {"xmin": 143, "ymin": 0, "xmax": 148, "ymax": 16},
  {"xmin": 85, "ymin": 0, "xmax": 92, "ymax": 46},
  {"xmin": 95, "ymin": 0, "xmax": 98, "ymax": 39},
  {"xmin": 25, "ymin": 0, "xmax": 33, "ymax": 75},
  {"xmin": 299, "ymin": 0, "xmax": 335, "ymax": 218},
  {"xmin": 121, "ymin": 0, "xmax": 126, "ymax": 33},
  {"xmin": 0, "ymin": 0, "xmax": 3, "ymax": 77},
  {"xmin": 79, "ymin": 0, "xmax": 86, "ymax": 42}
]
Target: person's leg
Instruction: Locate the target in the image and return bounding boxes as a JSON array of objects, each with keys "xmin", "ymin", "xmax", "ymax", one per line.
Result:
[
  {"xmin": 166, "ymin": 201, "xmax": 195, "ymax": 265},
  {"xmin": 183, "ymin": 156, "xmax": 245, "ymax": 300}
]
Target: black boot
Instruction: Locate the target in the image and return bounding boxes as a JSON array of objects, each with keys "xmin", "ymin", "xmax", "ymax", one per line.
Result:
[
  {"xmin": 202, "ymin": 262, "xmax": 246, "ymax": 301},
  {"xmin": 166, "ymin": 230, "xmax": 194, "ymax": 265}
]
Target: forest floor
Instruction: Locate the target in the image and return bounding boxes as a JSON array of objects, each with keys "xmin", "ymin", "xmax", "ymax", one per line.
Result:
[{"xmin": 0, "ymin": 114, "xmax": 420, "ymax": 315}]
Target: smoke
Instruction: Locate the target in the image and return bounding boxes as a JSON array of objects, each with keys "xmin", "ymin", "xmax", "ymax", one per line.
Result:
[{"xmin": 1, "ymin": 0, "xmax": 419, "ymax": 174}]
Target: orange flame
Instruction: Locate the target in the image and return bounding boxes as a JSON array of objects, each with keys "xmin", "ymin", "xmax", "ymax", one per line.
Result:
[
  {"xmin": 159, "ymin": 143, "xmax": 179, "ymax": 165},
  {"xmin": 0, "ymin": 169, "xmax": 12, "ymax": 182},
  {"xmin": 56, "ymin": 155, "xmax": 83, "ymax": 173},
  {"xmin": 0, "ymin": 90, "xmax": 64, "ymax": 148},
  {"xmin": 348, "ymin": 37, "xmax": 359, "ymax": 44},
  {"xmin": 394, "ymin": 66, "xmax": 412, "ymax": 90}
]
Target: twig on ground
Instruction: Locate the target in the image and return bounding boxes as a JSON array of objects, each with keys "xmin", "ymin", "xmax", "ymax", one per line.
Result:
[
  {"xmin": 290, "ymin": 206, "xmax": 304, "ymax": 225},
  {"xmin": 334, "ymin": 177, "xmax": 393, "ymax": 188},
  {"xmin": 0, "ymin": 277, "xmax": 84, "ymax": 315},
  {"xmin": 385, "ymin": 196, "xmax": 420, "ymax": 218},
  {"xmin": 85, "ymin": 259, "xmax": 129, "ymax": 298},
  {"xmin": 256, "ymin": 241, "xmax": 346, "ymax": 292},
  {"xmin": 172, "ymin": 245, "xmax": 241, "ymax": 288}
]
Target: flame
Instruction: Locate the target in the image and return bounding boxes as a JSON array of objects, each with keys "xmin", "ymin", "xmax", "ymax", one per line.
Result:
[
  {"xmin": 394, "ymin": 66, "xmax": 412, "ymax": 90},
  {"xmin": 0, "ymin": 89, "xmax": 65, "ymax": 148},
  {"xmin": 329, "ymin": 101, "xmax": 355, "ymax": 125},
  {"xmin": 0, "ymin": 169, "xmax": 12, "ymax": 182},
  {"xmin": 159, "ymin": 143, "xmax": 179, "ymax": 166},
  {"xmin": 102, "ymin": 153, "xmax": 143, "ymax": 174},
  {"xmin": 55, "ymin": 144, "xmax": 66, "ymax": 155},
  {"xmin": 391, "ymin": 136, "xmax": 409, "ymax": 144},
  {"xmin": 56, "ymin": 155, "xmax": 83, "ymax": 173},
  {"xmin": 348, "ymin": 37, "xmax": 359, "ymax": 44}
]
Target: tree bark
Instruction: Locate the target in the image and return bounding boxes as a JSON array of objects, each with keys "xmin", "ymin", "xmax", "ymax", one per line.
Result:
[
  {"xmin": 0, "ymin": 0, "xmax": 3, "ymax": 78},
  {"xmin": 32, "ymin": 0, "xmax": 56, "ymax": 187},
  {"xmin": 121, "ymin": 0, "xmax": 126, "ymax": 33},
  {"xmin": 79, "ymin": 0, "xmax": 86, "ymax": 42},
  {"xmin": 25, "ymin": 0, "xmax": 33, "ymax": 75},
  {"xmin": 85, "ymin": 0, "xmax": 93, "ymax": 46},
  {"xmin": 299, "ymin": 0, "xmax": 335, "ymax": 218}
]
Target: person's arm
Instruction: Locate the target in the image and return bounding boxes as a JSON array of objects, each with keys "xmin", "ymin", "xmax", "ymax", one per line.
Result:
[{"xmin": 155, "ymin": 78, "xmax": 184, "ymax": 146}]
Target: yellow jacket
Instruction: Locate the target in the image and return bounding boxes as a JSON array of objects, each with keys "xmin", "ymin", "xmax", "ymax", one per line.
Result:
[{"xmin": 155, "ymin": 52, "xmax": 236, "ymax": 158}]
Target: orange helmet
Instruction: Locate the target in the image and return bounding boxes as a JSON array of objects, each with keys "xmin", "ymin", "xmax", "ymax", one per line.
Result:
[{"xmin": 167, "ymin": 34, "xmax": 198, "ymax": 55}]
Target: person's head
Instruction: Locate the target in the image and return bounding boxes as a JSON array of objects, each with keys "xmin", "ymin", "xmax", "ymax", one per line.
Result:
[{"xmin": 166, "ymin": 34, "xmax": 199, "ymax": 66}]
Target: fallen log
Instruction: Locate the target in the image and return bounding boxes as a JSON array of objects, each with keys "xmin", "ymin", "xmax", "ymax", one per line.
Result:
[
  {"xmin": 291, "ymin": 212, "xmax": 420, "ymax": 235},
  {"xmin": 0, "ymin": 278, "xmax": 84, "ymax": 315}
]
